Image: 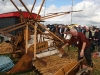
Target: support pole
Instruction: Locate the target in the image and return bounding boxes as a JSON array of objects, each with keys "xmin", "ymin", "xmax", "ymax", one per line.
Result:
[
  {"xmin": 34, "ymin": 23, "xmax": 37, "ymax": 60},
  {"xmin": 71, "ymin": 0, "xmax": 74, "ymax": 24},
  {"xmin": 25, "ymin": 24, "xmax": 28, "ymax": 53}
]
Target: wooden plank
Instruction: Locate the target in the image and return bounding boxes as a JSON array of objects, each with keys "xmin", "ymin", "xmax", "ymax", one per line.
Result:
[
  {"xmin": 67, "ymin": 65, "xmax": 79, "ymax": 75},
  {"xmin": 63, "ymin": 62, "xmax": 77, "ymax": 73},
  {"xmin": 29, "ymin": 41, "xmax": 48, "ymax": 52},
  {"xmin": 65, "ymin": 59, "xmax": 84, "ymax": 75},
  {"xmin": 54, "ymin": 59, "xmax": 85, "ymax": 75},
  {"xmin": 54, "ymin": 69, "xmax": 65, "ymax": 75},
  {"xmin": 54, "ymin": 62, "xmax": 78, "ymax": 75},
  {"xmin": 6, "ymin": 53, "xmax": 33, "ymax": 74}
]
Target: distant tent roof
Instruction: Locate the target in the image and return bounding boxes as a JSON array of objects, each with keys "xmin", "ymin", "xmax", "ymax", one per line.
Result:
[{"xmin": 0, "ymin": 11, "xmax": 41, "ymax": 19}]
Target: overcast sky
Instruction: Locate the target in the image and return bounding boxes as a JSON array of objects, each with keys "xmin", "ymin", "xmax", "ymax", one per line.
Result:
[{"xmin": 0, "ymin": 0, "xmax": 100, "ymax": 27}]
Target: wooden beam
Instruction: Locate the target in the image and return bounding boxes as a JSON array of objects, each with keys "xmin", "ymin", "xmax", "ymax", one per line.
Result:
[
  {"xmin": 37, "ymin": 22, "xmax": 64, "ymax": 43},
  {"xmin": 41, "ymin": 12, "xmax": 70, "ymax": 20},
  {"xmin": 31, "ymin": 0, "xmax": 36, "ymax": 13},
  {"xmin": 4, "ymin": 24, "xmax": 26, "ymax": 33},
  {"xmin": 0, "ymin": 22, "xmax": 25, "ymax": 31},
  {"xmin": 36, "ymin": 0, "xmax": 45, "ymax": 19},
  {"xmin": 19, "ymin": 0, "xmax": 35, "ymax": 20},
  {"xmin": 41, "ymin": 10, "xmax": 82, "ymax": 20},
  {"xmin": 10, "ymin": 0, "xmax": 26, "ymax": 21}
]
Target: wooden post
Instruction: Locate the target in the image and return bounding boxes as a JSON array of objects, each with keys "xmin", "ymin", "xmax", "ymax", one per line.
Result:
[
  {"xmin": 31, "ymin": 0, "xmax": 36, "ymax": 13},
  {"xmin": 25, "ymin": 24, "xmax": 28, "ymax": 53},
  {"xmin": 36, "ymin": 0, "xmax": 45, "ymax": 19},
  {"xmin": 41, "ymin": 12, "xmax": 70, "ymax": 20},
  {"xmin": 10, "ymin": 0, "xmax": 26, "ymax": 21},
  {"xmin": 34, "ymin": 23, "xmax": 37, "ymax": 60}
]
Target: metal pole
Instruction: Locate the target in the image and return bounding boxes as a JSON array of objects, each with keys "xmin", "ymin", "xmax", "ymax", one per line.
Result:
[{"xmin": 71, "ymin": 0, "xmax": 74, "ymax": 24}]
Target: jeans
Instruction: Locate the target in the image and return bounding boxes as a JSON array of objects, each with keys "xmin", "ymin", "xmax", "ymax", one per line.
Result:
[{"xmin": 78, "ymin": 46, "xmax": 93, "ymax": 67}]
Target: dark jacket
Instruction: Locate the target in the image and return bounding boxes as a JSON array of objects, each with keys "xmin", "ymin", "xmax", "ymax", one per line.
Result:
[
  {"xmin": 58, "ymin": 28, "xmax": 65, "ymax": 37},
  {"xmin": 84, "ymin": 30, "xmax": 92, "ymax": 39},
  {"xmin": 94, "ymin": 31, "xmax": 100, "ymax": 45}
]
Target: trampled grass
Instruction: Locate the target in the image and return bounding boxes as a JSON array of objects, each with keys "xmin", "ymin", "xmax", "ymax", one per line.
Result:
[{"xmin": 0, "ymin": 46, "xmax": 100, "ymax": 75}]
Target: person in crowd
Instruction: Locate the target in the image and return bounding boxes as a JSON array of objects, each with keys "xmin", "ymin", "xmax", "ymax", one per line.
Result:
[
  {"xmin": 94, "ymin": 28, "xmax": 100, "ymax": 57},
  {"xmin": 44, "ymin": 25, "xmax": 50, "ymax": 33},
  {"xmin": 81, "ymin": 26, "xmax": 86, "ymax": 34},
  {"xmin": 62, "ymin": 28, "xmax": 93, "ymax": 69},
  {"xmin": 63, "ymin": 25, "xmax": 69, "ymax": 38},
  {"xmin": 64, "ymin": 29, "xmax": 71, "ymax": 40},
  {"xmin": 83, "ymin": 27, "xmax": 92, "ymax": 42},
  {"xmin": 58, "ymin": 25, "xmax": 65, "ymax": 38},
  {"xmin": 77, "ymin": 25, "xmax": 82, "ymax": 32},
  {"xmin": 50, "ymin": 24, "xmax": 56, "ymax": 33},
  {"xmin": 55, "ymin": 25, "xmax": 59, "ymax": 36},
  {"xmin": 90, "ymin": 27, "xmax": 96, "ymax": 40}
]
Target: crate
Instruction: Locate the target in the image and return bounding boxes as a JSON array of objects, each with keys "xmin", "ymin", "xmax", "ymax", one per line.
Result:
[{"xmin": 0, "ymin": 56, "xmax": 14, "ymax": 72}]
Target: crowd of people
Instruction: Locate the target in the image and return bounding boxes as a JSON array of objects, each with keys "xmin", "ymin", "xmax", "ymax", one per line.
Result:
[{"xmin": 45, "ymin": 24, "xmax": 100, "ymax": 49}]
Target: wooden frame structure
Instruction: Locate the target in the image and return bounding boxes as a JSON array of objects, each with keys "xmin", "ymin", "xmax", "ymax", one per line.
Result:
[{"xmin": 0, "ymin": 0, "xmax": 82, "ymax": 74}]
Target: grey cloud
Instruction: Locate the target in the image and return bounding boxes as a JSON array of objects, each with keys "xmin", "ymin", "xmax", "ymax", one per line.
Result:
[
  {"xmin": 89, "ymin": 20, "xmax": 100, "ymax": 24},
  {"xmin": 72, "ymin": 17, "xmax": 100, "ymax": 27},
  {"xmin": 72, "ymin": 1, "xmax": 100, "ymax": 18}
]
